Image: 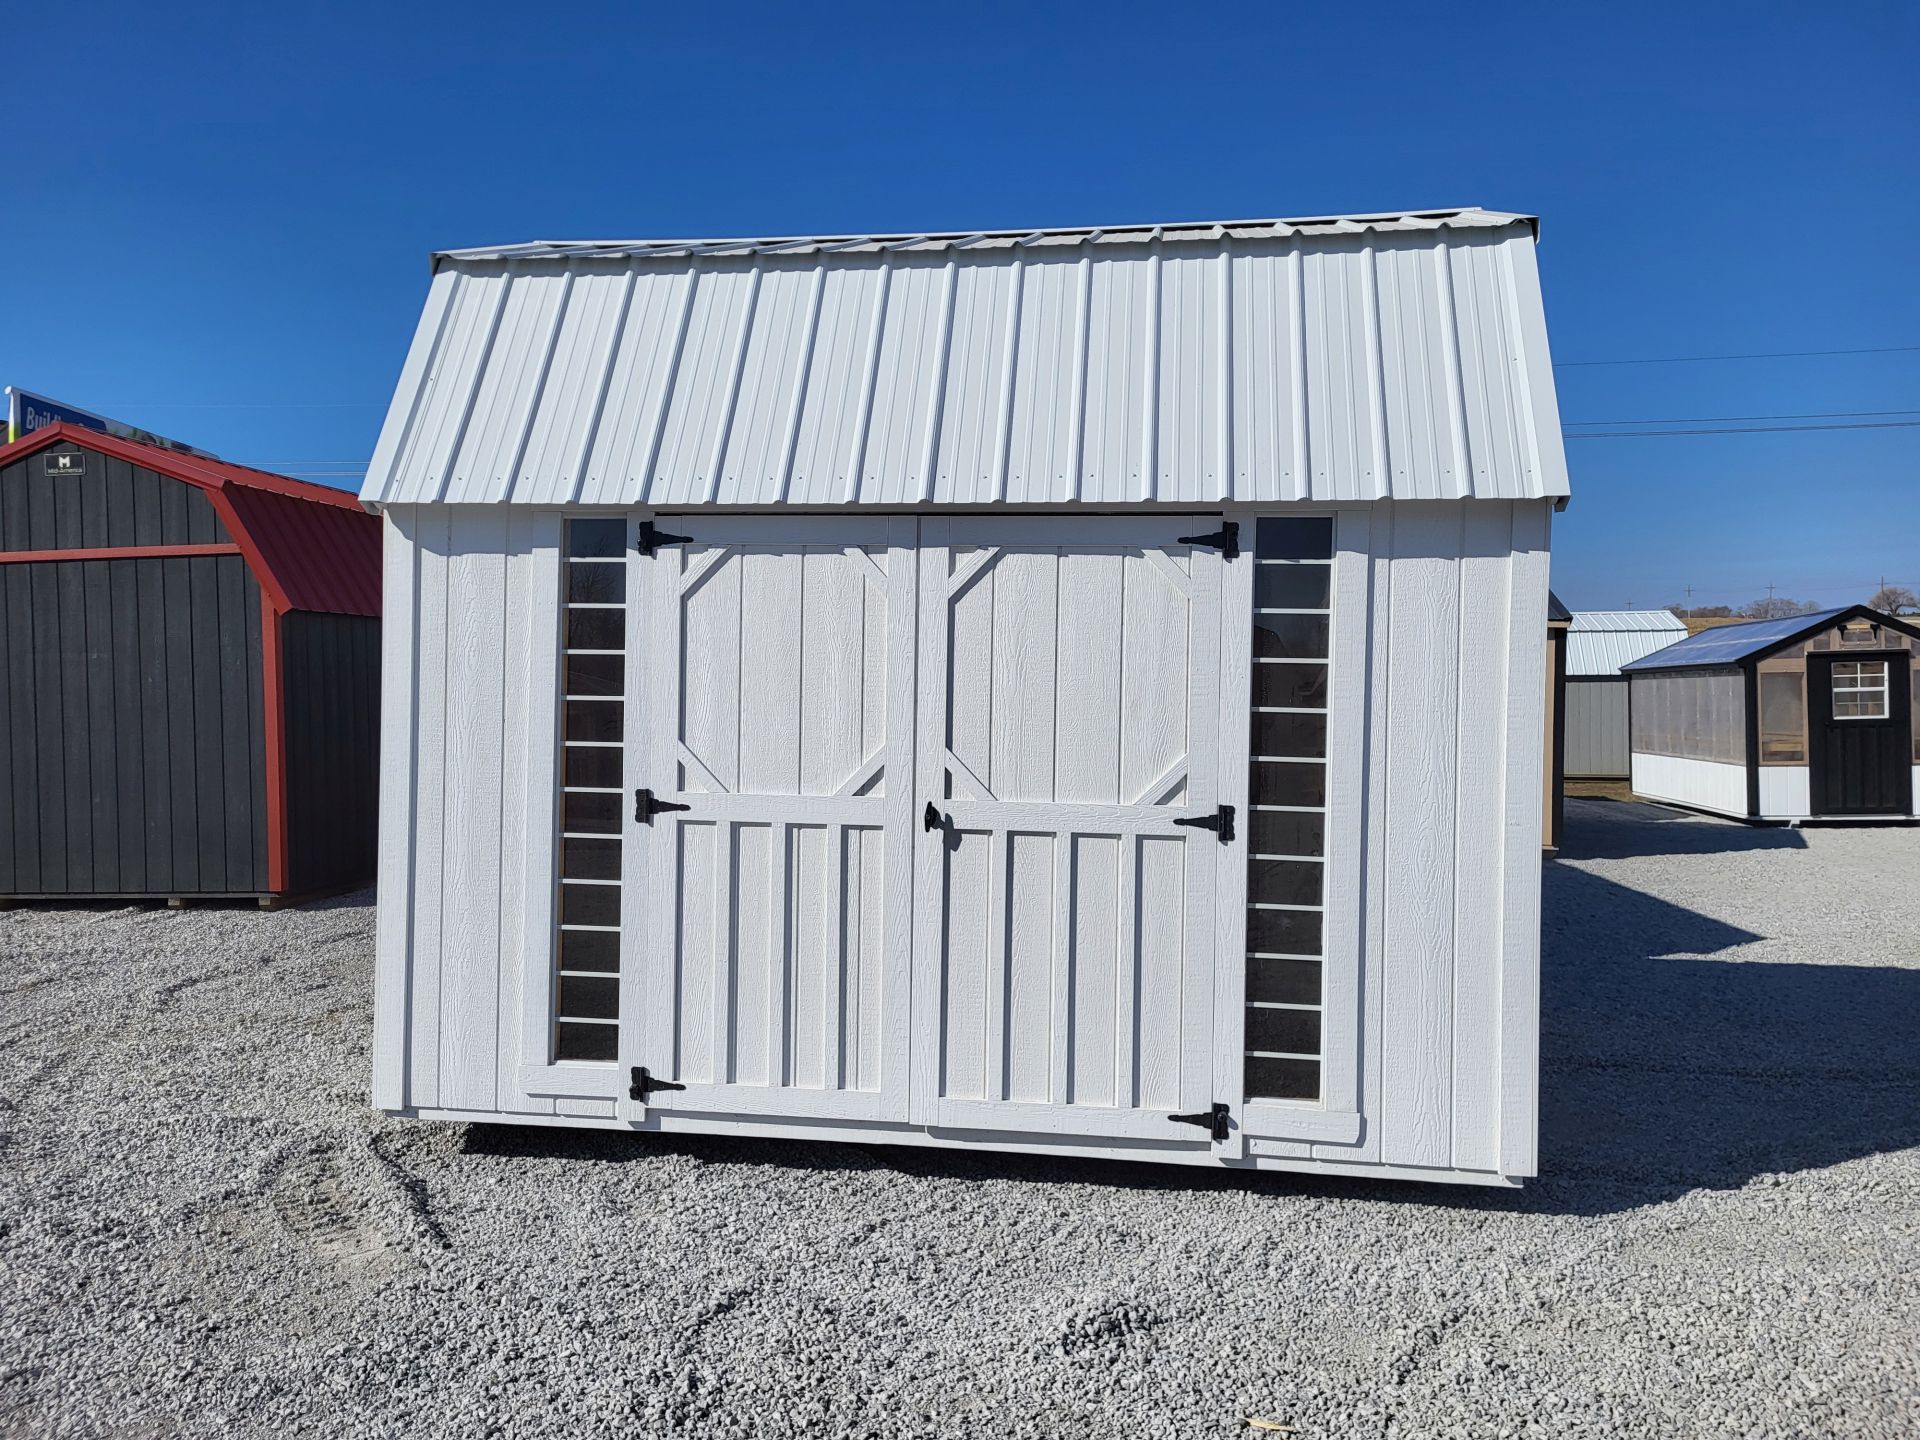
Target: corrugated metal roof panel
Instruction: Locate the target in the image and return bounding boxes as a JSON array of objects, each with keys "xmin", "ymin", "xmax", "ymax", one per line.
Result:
[
  {"xmin": 1565, "ymin": 610, "xmax": 1689, "ymax": 675},
  {"xmin": 363, "ymin": 207, "xmax": 1570, "ymax": 508},
  {"xmin": 1621, "ymin": 609, "xmax": 1854, "ymax": 672}
]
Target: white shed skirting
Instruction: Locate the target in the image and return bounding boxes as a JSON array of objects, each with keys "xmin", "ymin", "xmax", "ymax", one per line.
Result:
[
  {"xmin": 372, "ymin": 498, "xmax": 1549, "ymax": 1185},
  {"xmin": 1757, "ymin": 766, "xmax": 1811, "ymax": 821},
  {"xmin": 363, "ymin": 214, "xmax": 1567, "ymax": 511},
  {"xmin": 1631, "ymin": 752, "xmax": 1748, "ymax": 818}
]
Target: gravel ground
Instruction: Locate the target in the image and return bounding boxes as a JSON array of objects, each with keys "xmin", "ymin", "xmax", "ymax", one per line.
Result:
[{"xmin": 2, "ymin": 797, "xmax": 1916, "ymax": 1438}]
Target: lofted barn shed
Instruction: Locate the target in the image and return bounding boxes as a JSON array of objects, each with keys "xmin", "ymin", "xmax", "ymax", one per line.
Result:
[
  {"xmin": 361, "ymin": 207, "xmax": 1569, "ymax": 1186},
  {"xmin": 0, "ymin": 424, "xmax": 382, "ymax": 902}
]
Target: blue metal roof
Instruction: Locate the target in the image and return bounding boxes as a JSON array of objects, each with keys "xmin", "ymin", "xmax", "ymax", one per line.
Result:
[{"xmin": 1621, "ymin": 608, "xmax": 1851, "ymax": 671}]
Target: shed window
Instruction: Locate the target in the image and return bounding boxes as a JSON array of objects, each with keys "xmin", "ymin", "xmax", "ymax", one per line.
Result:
[
  {"xmin": 1831, "ymin": 661, "xmax": 1888, "ymax": 719},
  {"xmin": 553, "ymin": 518, "xmax": 628, "ymax": 1063},
  {"xmin": 1757, "ymin": 669, "xmax": 1806, "ymax": 764},
  {"xmin": 1244, "ymin": 515, "xmax": 1333, "ymax": 1104}
]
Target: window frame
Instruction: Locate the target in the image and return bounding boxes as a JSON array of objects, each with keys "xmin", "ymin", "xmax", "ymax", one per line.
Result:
[
  {"xmin": 1830, "ymin": 659, "xmax": 1890, "ymax": 721},
  {"xmin": 1217, "ymin": 509, "xmax": 1363, "ymax": 1148}
]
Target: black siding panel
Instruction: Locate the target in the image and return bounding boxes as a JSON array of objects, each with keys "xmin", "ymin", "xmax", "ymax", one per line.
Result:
[
  {"xmin": 281, "ymin": 611, "xmax": 381, "ymax": 894},
  {"xmin": 0, "ymin": 555, "xmax": 267, "ymax": 896},
  {"xmin": 0, "ymin": 442, "xmax": 227, "ymax": 551}
]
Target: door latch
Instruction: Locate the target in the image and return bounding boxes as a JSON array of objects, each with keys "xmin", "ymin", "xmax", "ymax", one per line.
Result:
[
  {"xmin": 629, "ymin": 1066, "xmax": 687, "ymax": 1102},
  {"xmin": 634, "ymin": 788, "xmax": 692, "ymax": 825},
  {"xmin": 633, "ymin": 520, "xmax": 694, "ymax": 556},
  {"xmin": 923, "ymin": 801, "xmax": 949, "ymax": 832},
  {"xmin": 1175, "ymin": 521, "xmax": 1239, "ymax": 560},
  {"xmin": 1172, "ymin": 804, "xmax": 1234, "ymax": 844},
  {"xmin": 1169, "ymin": 1102, "xmax": 1231, "ymax": 1142}
]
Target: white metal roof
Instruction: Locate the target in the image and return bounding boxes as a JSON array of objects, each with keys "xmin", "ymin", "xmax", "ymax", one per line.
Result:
[
  {"xmin": 1566, "ymin": 610, "xmax": 1689, "ymax": 676},
  {"xmin": 363, "ymin": 207, "xmax": 1570, "ymax": 509}
]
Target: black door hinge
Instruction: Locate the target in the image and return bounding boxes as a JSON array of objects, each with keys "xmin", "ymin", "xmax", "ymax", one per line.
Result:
[
  {"xmin": 629, "ymin": 1066, "xmax": 687, "ymax": 1102},
  {"xmin": 1169, "ymin": 1102, "xmax": 1231, "ymax": 1142},
  {"xmin": 634, "ymin": 520, "xmax": 694, "ymax": 556},
  {"xmin": 1172, "ymin": 804, "xmax": 1234, "ymax": 844},
  {"xmin": 1176, "ymin": 521, "xmax": 1238, "ymax": 560},
  {"xmin": 634, "ymin": 788, "xmax": 692, "ymax": 825}
]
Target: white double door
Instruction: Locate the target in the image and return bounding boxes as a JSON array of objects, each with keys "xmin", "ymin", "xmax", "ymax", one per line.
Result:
[{"xmin": 624, "ymin": 515, "xmax": 1225, "ymax": 1144}]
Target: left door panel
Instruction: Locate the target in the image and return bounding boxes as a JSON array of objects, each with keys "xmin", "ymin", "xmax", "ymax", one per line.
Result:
[{"xmin": 624, "ymin": 516, "xmax": 917, "ymax": 1123}]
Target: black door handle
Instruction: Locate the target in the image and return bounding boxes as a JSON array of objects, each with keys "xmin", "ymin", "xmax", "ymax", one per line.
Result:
[{"xmin": 923, "ymin": 801, "xmax": 948, "ymax": 832}]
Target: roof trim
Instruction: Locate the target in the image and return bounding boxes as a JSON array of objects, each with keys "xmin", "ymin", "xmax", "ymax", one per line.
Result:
[
  {"xmin": 0, "ymin": 422, "xmax": 381, "ymax": 616},
  {"xmin": 434, "ymin": 206, "xmax": 1538, "ymax": 266},
  {"xmin": 1623, "ymin": 605, "xmax": 1920, "ymax": 673},
  {"xmin": 0, "ymin": 422, "xmax": 368, "ymax": 510}
]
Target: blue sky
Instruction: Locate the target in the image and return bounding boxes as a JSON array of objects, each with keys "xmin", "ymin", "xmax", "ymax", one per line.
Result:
[{"xmin": 6, "ymin": 1, "xmax": 1914, "ymax": 611}]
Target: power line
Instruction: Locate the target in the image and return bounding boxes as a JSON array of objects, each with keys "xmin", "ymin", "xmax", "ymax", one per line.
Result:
[
  {"xmin": 1564, "ymin": 420, "xmax": 1920, "ymax": 439},
  {"xmin": 1564, "ymin": 408, "xmax": 1920, "ymax": 427},
  {"xmin": 1554, "ymin": 344, "xmax": 1920, "ymax": 368}
]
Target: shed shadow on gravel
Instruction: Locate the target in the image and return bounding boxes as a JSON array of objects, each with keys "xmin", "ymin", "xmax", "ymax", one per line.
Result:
[{"xmin": 1554, "ymin": 798, "xmax": 1807, "ymax": 860}]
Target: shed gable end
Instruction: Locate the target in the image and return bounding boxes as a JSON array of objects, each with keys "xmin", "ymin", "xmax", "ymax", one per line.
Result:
[{"xmin": 0, "ymin": 441, "xmax": 230, "ymax": 552}]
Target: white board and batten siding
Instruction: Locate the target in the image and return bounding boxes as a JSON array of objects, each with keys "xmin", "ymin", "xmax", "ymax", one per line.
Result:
[{"xmin": 372, "ymin": 498, "xmax": 1552, "ymax": 1185}]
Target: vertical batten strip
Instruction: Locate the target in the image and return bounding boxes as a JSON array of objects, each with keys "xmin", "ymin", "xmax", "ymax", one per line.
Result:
[
  {"xmin": 843, "ymin": 264, "xmax": 893, "ymax": 505},
  {"xmin": 775, "ymin": 267, "xmax": 829, "ymax": 505},
  {"xmin": 1049, "ymin": 831, "xmax": 1073, "ymax": 1104},
  {"xmin": 371, "ymin": 512, "xmax": 420, "ymax": 1110},
  {"xmin": 989, "ymin": 254, "xmax": 1027, "ymax": 505},
  {"xmin": 917, "ymin": 258, "xmax": 960, "ymax": 504},
  {"xmin": 703, "ymin": 261, "xmax": 765, "ymax": 506},
  {"xmin": 636, "ymin": 261, "xmax": 703, "ymax": 505},
  {"xmin": 1066, "ymin": 250, "xmax": 1094, "ymax": 501},
  {"xmin": 824, "ymin": 822, "xmax": 846, "ymax": 1090},
  {"xmin": 501, "ymin": 270, "xmax": 574, "ymax": 503},
  {"xmin": 565, "ymin": 270, "xmax": 638, "ymax": 504}
]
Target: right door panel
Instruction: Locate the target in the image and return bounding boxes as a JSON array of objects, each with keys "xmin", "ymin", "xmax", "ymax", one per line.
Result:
[{"xmin": 912, "ymin": 518, "xmax": 1225, "ymax": 1142}]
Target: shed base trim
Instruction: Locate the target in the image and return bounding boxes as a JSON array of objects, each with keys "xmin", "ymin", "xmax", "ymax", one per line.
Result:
[{"xmin": 389, "ymin": 1107, "xmax": 1524, "ymax": 1188}]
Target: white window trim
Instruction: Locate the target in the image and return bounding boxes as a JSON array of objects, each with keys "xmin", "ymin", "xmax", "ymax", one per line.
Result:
[{"xmin": 1213, "ymin": 510, "xmax": 1364, "ymax": 1150}]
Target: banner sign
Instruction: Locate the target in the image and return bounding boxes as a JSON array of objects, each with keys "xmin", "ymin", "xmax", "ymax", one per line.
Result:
[{"xmin": 6, "ymin": 387, "xmax": 217, "ymax": 458}]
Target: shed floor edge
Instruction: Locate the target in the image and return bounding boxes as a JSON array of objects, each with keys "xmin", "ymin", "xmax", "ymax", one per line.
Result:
[{"xmin": 386, "ymin": 1107, "xmax": 1526, "ymax": 1189}]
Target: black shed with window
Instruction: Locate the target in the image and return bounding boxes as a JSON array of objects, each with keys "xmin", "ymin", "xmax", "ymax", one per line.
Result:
[{"xmin": 1623, "ymin": 605, "xmax": 1920, "ymax": 822}]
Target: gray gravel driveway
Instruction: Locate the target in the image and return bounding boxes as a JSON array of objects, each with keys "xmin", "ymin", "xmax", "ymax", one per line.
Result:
[{"xmin": 2, "ymin": 798, "xmax": 1915, "ymax": 1437}]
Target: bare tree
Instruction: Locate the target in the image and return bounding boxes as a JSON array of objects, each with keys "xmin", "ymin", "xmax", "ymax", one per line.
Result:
[
  {"xmin": 1742, "ymin": 596, "xmax": 1822, "ymax": 620},
  {"xmin": 1868, "ymin": 584, "xmax": 1918, "ymax": 615}
]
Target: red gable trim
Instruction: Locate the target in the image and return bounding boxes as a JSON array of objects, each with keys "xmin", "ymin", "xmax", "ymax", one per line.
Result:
[
  {"xmin": 0, "ymin": 421, "xmax": 365, "ymax": 509},
  {"xmin": 0, "ymin": 543, "xmax": 242, "ymax": 564},
  {"xmin": 0, "ymin": 422, "xmax": 381, "ymax": 617}
]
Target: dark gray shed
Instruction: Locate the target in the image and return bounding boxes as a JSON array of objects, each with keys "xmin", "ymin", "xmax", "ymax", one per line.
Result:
[{"xmin": 0, "ymin": 423, "xmax": 383, "ymax": 902}]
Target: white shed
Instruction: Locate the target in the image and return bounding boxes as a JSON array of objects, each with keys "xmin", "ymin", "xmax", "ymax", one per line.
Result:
[
  {"xmin": 361, "ymin": 207, "xmax": 1569, "ymax": 1186},
  {"xmin": 1564, "ymin": 610, "xmax": 1688, "ymax": 778}
]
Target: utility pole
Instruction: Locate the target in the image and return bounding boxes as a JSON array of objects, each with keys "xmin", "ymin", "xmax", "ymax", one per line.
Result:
[
  {"xmin": 1765, "ymin": 582, "xmax": 1777, "ymax": 617},
  {"xmin": 1683, "ymin": 585, "xmax": 1694, "ymax": 620}
]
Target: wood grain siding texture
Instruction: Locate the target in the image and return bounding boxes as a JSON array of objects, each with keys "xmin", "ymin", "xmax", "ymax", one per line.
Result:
[
  {"xmin": 0, "ymin": 554, "xmax": 267, "ymax": 897},
  {"xmin": 1356, "ymin": 499, "xmax": 1544, "ymax": 1176},
  {"xmin": 376, "ymin": 507, "xmax": 560, "ymax": 1117},
  {"xmin": 280, "ymin": 611, "xmax": 381, "ymax": 893}
]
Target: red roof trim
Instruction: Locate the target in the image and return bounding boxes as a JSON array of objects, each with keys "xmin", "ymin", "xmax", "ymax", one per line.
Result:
[
  {"xmin": 0, "ymin": 422, "xmax": 367, "ymax": 509},
  {"xmin": 0, "ymin": 421, "xmax": 381, "ymax": 617}
]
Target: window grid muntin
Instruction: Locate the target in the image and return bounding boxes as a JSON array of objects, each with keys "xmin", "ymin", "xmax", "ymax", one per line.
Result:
[
  {"xmin": 553, "ymin": 529, "xmax": 628, "ymax": 1063},
  {"xmin": 1831, "ymin": 660, "xmax": 1889, "ymax": 720},
  {"xmin": 1245, "ymin": 520, "xmax": 1333, "ymax": 1102}
]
